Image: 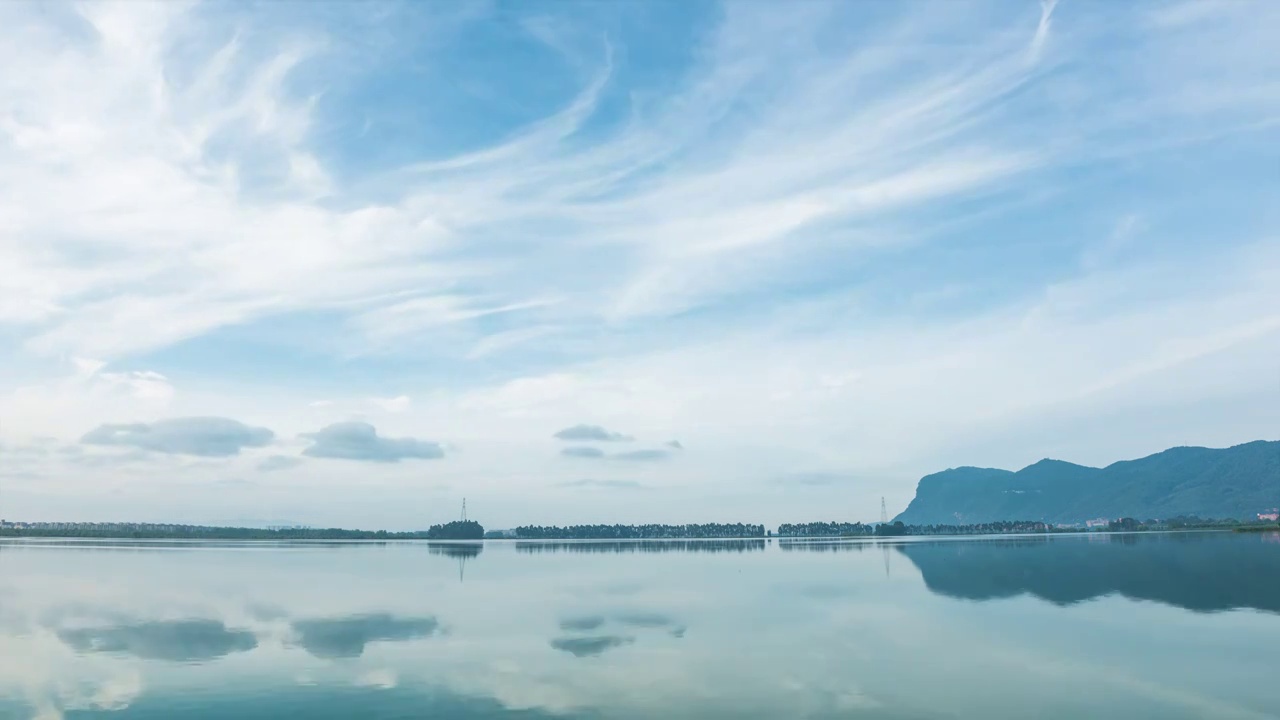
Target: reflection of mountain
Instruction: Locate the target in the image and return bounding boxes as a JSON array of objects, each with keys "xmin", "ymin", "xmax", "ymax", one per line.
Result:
[
  {"xmin": 898, "ymin": 533, "xmax": 1280, "ymax": 613},
  {"xmin": 291, "ymin": 614, "xmax": 440, "ymax": 658},
  {"xmin": 427, "ymin": 542, "xmax": 483, "ymax": 558},
  {"xmin": 516, "ymin": 539, "xmax": 766, "ymax": 554},
  {"xmin": 58, "ymin": 619, "xmax": 257, "ymax": 662}
]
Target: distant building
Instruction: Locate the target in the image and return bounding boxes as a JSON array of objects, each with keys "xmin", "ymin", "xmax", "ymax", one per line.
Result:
[
  {"xmin": 1085, "ymin": 518, "xmax": 1110, "ymax": 529},
  {"xmin": 1258, "ymin": 510, "xmax": 1279, "ymax": 522}
]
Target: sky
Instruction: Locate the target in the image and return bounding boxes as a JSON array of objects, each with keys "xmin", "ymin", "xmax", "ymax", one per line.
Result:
[{"xmin": 0, "ymin": 0, "xmax": 1277, "ymax": 530}]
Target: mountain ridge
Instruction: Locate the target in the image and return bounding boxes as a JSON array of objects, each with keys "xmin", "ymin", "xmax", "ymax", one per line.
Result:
[{"xmin": 894, "ymin": 440, "xmax": 1280, "ymax": 525}]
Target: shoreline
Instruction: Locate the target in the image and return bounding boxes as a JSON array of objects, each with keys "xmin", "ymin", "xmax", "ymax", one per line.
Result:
[{"xmin": 1, "ymin": 526, "xmax": 1274, "ymax": 543}]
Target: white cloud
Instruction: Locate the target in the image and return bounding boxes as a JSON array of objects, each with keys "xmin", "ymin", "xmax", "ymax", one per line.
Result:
[
  {"xmin": 1, "ymin": 359, "xmax": 176, "ymax": 441},
  {"xmin": 99, "ymin": 371, "xmax": 176, "ymax": 403},
  {"xmin": 370, "ymin": 395, "xmax": 412, "ymax": 413},
  {"xmin": 355, "ymin": 669, "xmax": 399, "ymax": 690},
  {"xmin": 0, "ymin": 1, "xmax": 1277, "ymax": 525}
]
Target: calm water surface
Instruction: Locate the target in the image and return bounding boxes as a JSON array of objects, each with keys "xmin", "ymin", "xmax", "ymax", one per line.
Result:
[{"xmin": 1, "ymin": 531, "xmax": 1278, "ymax": 719}]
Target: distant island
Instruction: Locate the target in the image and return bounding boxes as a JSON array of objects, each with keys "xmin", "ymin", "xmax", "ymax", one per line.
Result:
[{"xmin": 895, "ymin": 440, "xmax": 1280, "ymax": 526}]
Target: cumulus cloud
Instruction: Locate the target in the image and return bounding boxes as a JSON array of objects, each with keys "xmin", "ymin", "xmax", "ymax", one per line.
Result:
[
  {"xmin": 553, "ymin": 425, "xmax": 634, "ymax": 442},
  {"xmin": 560, "ymin": 447, "xmax": 605, "ymax": 459},
  {"xmin": 301, "ymin": 422, "xmax": 444, "ymax": 462},
  {"xmin": 258, "ymin": 455, "xmax": 304, "ymax": 472},
  {"xmin": 80, "ymin": 417, "xmax": 273, "ymax": 457}
]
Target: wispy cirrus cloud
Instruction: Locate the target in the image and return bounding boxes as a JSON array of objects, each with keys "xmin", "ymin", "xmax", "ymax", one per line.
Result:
[{"xmin": 0, "ymin": 0, "xmax": 1074, "ymax": 361}]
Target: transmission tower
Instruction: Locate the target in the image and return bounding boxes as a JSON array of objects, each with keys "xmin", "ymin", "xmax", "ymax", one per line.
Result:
[{"xmin": 880, "ymin": 497, "xmax": 888, "ymax": 525}]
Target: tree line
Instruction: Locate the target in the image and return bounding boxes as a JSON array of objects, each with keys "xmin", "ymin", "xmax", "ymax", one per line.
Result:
[
  {"xmin": 515, "ymin": 540, "xmax": 767, "ymax": 553},
  {"xmin": 511, "ymin": 523, "xmax": 766, "ymax": 539},
  {"xmin": 0, "ymin": 520, "xmax": 484, "ymax": 540},
  {"xmin": 776, "ymin": 522, "xmax": 875, "ymax": 537},
  {"xmin": 776, "ymin": 520, "xmax": 1052, "ymax": 537}
]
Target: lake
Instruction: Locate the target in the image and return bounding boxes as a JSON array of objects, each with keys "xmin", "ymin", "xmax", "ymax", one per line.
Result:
[{"xmin": 2, "ymin": 531, "xmax": 1278, "ymax": 719}]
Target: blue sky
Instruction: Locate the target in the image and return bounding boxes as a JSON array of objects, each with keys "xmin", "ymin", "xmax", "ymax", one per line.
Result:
[{"xmin": 1, "ymin": 0, "xmax": 1277, "ymax": 529}]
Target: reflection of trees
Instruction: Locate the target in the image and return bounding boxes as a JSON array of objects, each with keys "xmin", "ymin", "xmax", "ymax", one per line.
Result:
[
  {"xmin": 427, "ymin": 542, "xmax": 483, "ymax": 558},
  {"xmin": 515, "ymin": 539, "xmax": 766, "ymax": 554},
  {"xmin": 899, "ymin": 532, "xmax": 1280, "ymax": 613},
  {"xmin": 2, "ymin": 540, "xmax": 400, "ymax": 552},
  {"xmin": 778, "ymin": 540, "xmax": 871, "ymax": 552},
  {"xmin": 427, "ymin": 542, "xmax": 481, "ymax": 583},
  {"xmin": 58, "ymin": 619, "xmax": 257, "ymax": 662},
  {"xmin": 514, "ymin": 523, "xmax": 764, "ymax": 539}
]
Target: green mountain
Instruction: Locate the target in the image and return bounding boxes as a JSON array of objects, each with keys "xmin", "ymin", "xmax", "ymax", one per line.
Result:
[{"xmin": 894, "ymin": 440, "xmax": 1280, "ymax": 525}]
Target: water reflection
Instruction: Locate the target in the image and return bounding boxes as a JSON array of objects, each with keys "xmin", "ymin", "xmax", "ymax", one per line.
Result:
[
  {"xmin": 898, "ymin": 532, "xmax": 1280, "ymax": 613},
  {"xmin": 58, "ymin": 619, "xmax": 257, "ymax": 662},
  {"xmin": 291, "ymin": 614, "xmax": 440, "ymax": 659},
  {"xmin": 515, "ymin": 539, "xmax": 766, "ymax": 553},
  {"xmin": 3, "ymin": 533, "xmax": 1279, "ymax": 720},
  {"xmin": 427, "ymin": 543, "xmax": 483, "ymax": 558},
  {"xmin": 78, "ymin": 685, "xmax": 583, "ymax": 720},
  {"xmin": 778, "ymin": 540, "xmax": 870, "ymax": 552},
  {"xmin": 428, "ymin": 542, "xmax": 482, "ymax": 583},
  {"xmin": 549, "ymin": 635, "xmax": 634, "ymax": 658}
]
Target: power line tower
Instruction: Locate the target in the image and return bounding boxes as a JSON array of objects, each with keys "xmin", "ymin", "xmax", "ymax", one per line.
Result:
[
  {"xmin": 461, "ymin": 498, "xmax": 467, "ymax": 522},
  {"xmin": 880, "ymin": 497, "xmax": 888, "ymax": 525}
]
